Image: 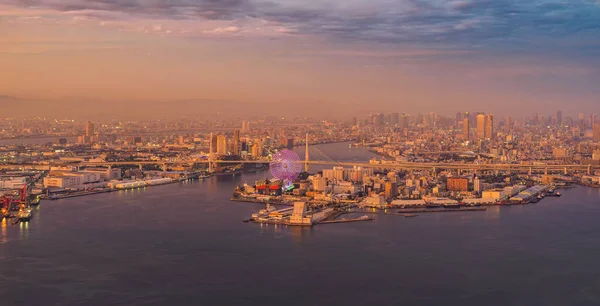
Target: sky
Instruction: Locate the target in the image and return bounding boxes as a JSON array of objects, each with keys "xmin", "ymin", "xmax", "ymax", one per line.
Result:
[{"xmin": 1, "ymin": 0, "xmax": 600, "ymax": 118}]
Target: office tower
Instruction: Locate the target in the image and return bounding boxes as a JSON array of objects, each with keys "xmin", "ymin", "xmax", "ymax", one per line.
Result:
[
  {"xmin": 456, "ymin": 112, "xmax": 463, "ymax": 128},
  {"xmin": 385, "ymin": 182, "xmax": 398, "ymax": 199},
  {"xmin": 233, "ymin": 130, "xmax": 240, "ymax": 155},
  {"xmin": 251, "ymin": 140, "xmax": 262, "ymax": 158},
  {"xmin": 477, "ymin": 114, "xmax": 486, "ymax": 139},
  {"xmin": 557, "ymin": 111, "xmax": 562, "ymax": 126},
  {"xmin": 373, "ymin": 113, "xmax": 384, "ymax": 126},
  {"xmin": 591, "ymin": 114, "xmax": 597, "ymax": 127},
  {"xmin": 430, "ymin": 112, "xmax": 439, "ymax": 126},
  {"xmin": 462, "ymin": 118, "xmax": 470, "ymax": 140},
  {"xmin": 241, "ymin": 121, "xmax": 251, "ymax": 132},
  {"xmin": 485, "ymin": 114, "xmax": 494, "ymax": 139},
  {"xmin": 217, "ymin": 135, "xmax": 227, "ymax": 155},
  {"xmin": 594, "ymin": 124, "xmax": 600, "ymax": 142},
  {"xmin": 505, "ymin": 116, "xmax": 512, "ymax": 130},
  {"xmin": 391, "ymin": 113, "xmax": 399, "ymax": 125},
  {"xmin": 210, "ymin": 134, "xmax": 218, "ymax": 155},
  {"xmin": 286, "ymin": 138, "xmax": 294, "ymax": 150},
  {"xmin": 85, "ymin": 121, "xmax": 95, "ymax": 137}
]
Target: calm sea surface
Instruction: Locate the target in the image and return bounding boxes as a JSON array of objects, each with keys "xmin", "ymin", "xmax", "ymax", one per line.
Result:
[{"xmin": 2, "ymin": 142, "xmax": 600, "ymax": 306}]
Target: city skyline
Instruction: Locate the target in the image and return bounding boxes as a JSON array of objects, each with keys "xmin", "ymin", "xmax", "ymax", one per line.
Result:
[{"xmin": 1, "ymin": 1, "xmax": 600, "ymax": 118}]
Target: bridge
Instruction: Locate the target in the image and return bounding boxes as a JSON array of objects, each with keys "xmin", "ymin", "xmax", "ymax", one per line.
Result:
[
  {"xmin": 2, "ymin": 159, "xmax": 599, "ymax": 175},
  {"xmin": 1, "ymin": 138, "xmax": 598, "ymax": 175}
]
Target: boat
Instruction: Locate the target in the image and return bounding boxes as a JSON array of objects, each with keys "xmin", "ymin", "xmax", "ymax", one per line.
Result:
[
  {"xmin": 403, "ymin": 214, "xmax": 418, "ymax": 218},
  {"xmin": 16, "ymin": 208, "xmax": 33, "ymax": 222},
  {"xmin": 30, "ymin": 197, "xmax": 41, "ymax": 206},
  {"xmin": 1, "ymin": 208, "xmax": 10, "ymax": 220}
]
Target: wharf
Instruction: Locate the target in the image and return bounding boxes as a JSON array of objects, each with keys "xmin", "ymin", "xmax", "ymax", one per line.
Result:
[
  {"xmin": 396, "ymin": 207, "xmax": 487, "ymax": 213},
  {"xmin": 46, "ymin": 189, "xmax": 114, "ymax": 200},
  {"xmin": 319, "ymin": 217, "xmax": 374, "ymax": 224},
  {"xmin": 230, "ymin": 197, "xmax": 294, "ymax": 206}
]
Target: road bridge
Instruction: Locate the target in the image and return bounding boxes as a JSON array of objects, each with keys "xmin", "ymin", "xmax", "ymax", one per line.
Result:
[{"xmin": 2, "ymin": 160, "xmax": 598, "ymax": 174}]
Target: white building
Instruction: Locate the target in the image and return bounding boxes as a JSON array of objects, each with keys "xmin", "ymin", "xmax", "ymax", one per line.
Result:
[
  {"xmin": 312, "ymin": 176, "xmax": 327, "ymax": 192},
  {"xmin": 44, "ymin": 171, "xmax": 103, "ymax": 189},
  {"xmin": 289, "ymin": 202, "xmax": 312, "ymax": 225},
  {"xmin": 474, "ymin": 177, "xmax": 482, "ymax": 193},
  {"xmin": 82, "ymin": 167, "xmax": 121, "ymax": 180},
  {"xmin": 0, "ymin": 177, "xmax": 27, "ymax": 189},
  {"xmin": 482, "ymin": 189, "xmax": 505, "ymax": 200},
  {"xmin": 332, "ymin": 181, "xmax": 360, "ymax": 195}
]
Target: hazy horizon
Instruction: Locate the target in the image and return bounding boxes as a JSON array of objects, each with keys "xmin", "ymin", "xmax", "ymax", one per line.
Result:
[{"xmin": 1, "ymin": 1, "xmax": 599, "ymax": 118}]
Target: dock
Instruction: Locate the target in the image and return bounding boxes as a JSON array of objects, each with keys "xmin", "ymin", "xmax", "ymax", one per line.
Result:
[
  {"xmin": 318, "ymin": 216, "xmax": 374, "ymax": 224},
  {"xmin": 230, "ymin": 197, "xmax": 294, "ymax": 206},
  {"xmin": 46, "ymin": 189, "xmax": 114, "ymax": 200},
  {"xmin": 396, "ymin": 207, "xmax": 487, "ymax": 213}
]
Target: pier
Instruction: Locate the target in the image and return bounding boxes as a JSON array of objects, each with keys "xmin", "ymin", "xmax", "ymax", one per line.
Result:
[
  {"xmin": 318, "ymin": 216, "xmax": 374, "ymax": 224},
  {"xmin": 396, "ymin": 207, "xmax": 487, "ymax": 213}
]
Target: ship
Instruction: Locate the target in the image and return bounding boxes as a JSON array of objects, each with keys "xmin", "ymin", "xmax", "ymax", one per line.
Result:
[
  {"xmin": 30, "ymin": 196, "xmax": 41, "ymax": 207},
  {"xmin": 16, "ymin": 208, "xmax": 33, "ymax": 222},
  {"xmin": 1, "ymin": 207, "xmax": 10, "ymax": 219}
]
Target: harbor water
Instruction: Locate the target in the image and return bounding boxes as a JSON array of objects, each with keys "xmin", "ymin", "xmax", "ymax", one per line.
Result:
[{"xmin": 3, "ymin": 143, "xmax": 600, "ymax": 305}]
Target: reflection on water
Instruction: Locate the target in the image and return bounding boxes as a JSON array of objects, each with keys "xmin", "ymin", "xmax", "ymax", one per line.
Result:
[
  {"xmin": 1, "ymin": 218, "xmax": 7, "ymax": 244},
  {"xmin": 19, "ymin": 221, "xmax": 29, "ymax": 240},
  {"xmin": 289, "ymin": 226, "xmax": 313, "ymax": 245},
  {"xmin": 4, "ymin": 142, "xmax": 600, "ymax": 306},
  {"xmin": 483, "ymin": 205, "xmax": 501, "ymax": 220}
]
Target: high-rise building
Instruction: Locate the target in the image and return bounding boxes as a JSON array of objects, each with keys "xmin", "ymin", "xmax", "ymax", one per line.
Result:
[
  {"xmin": 477, "ymin": 114, "xmax": 486, "ymax": 139},
  {"xmin": 447, "ymin": 177, "xmax": 469, "ymax": 192},
  {"xmin": 233, "ymin": 130, "xmax": 240, "ymax": 155},
  {"xmin": 485, "ymin": 114, "xmax": 494, "ymax": 139},
  {"xmin": 456, "ymin": 112, "xmax": 463, "ymax": 128},
  {"xmin": 474, "ymin": 177, "xmax": 482, "ymax": 193},
  {"xmin": 462, "ymin": 118, "xmax": 470, "ymax": 140},
  {"xmin": 374, "ymin": 113, "xmax": 385, "ymax": 126},
  {"xmin": 593, "ymin": 124, "xmax": 600, "ymax": 142},
  {"xmin": 85, "ymin": 121, "xmax": 95, "ymax": 137},
  {"xmin": 216, "ymin": 135, "xmax": 227, "ymax": 155},
  {"xmin": 557, "ymin": 111, "xmax": 563, "ymax": 126},
  {"xmin": 385, "ymin": 182, "xmax": 398, "ymax": 199},
  {"xmin": 505, "ymin": 116, "xmax": 512, "ymax": 130},
  {"xmin": 286, "ymin": 138, "xmax": 294, "ymax": 150},
  {"xmin": 251, "ymin": 140, "xmax": 262, "ymax": 158},
  {"xmin": 241, "ymin": 121, "xmax": 251, "ymax": 133},
  {"xmin": 391, "ymin": 113, "xmax": 400, "ymax": 125},
  {"xmin": 210, "ymin": 134, "xmax": 218, "ymax": 155}
]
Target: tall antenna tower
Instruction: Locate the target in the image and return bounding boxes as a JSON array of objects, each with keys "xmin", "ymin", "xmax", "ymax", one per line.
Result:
[
  {"xmin": 209, "ymin": 133, "xmax": 214, "ymax": 173},
  {"xmin": 304, "ymin": 133, "xmax": 309, "ymax": 172}
]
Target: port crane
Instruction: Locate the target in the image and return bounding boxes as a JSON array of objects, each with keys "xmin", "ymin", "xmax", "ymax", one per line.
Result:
[{"xmin": 1, "ymin": 184, "xmax": 33, "ymax": 223}]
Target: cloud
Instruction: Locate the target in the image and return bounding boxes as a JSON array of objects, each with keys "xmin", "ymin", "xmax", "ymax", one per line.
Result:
[
  {"xmin": 204, "ymin": 26, "xmax": 241, "ymax": 34},
  {"xmin": 1, "ymin": 0, "xmax": 600, "ymax": 52}
]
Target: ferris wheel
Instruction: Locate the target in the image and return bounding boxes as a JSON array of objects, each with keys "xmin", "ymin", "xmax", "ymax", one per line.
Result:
[{"xmin": 270, "ymin": 149, "xmax": 302, "ymax": 183}]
